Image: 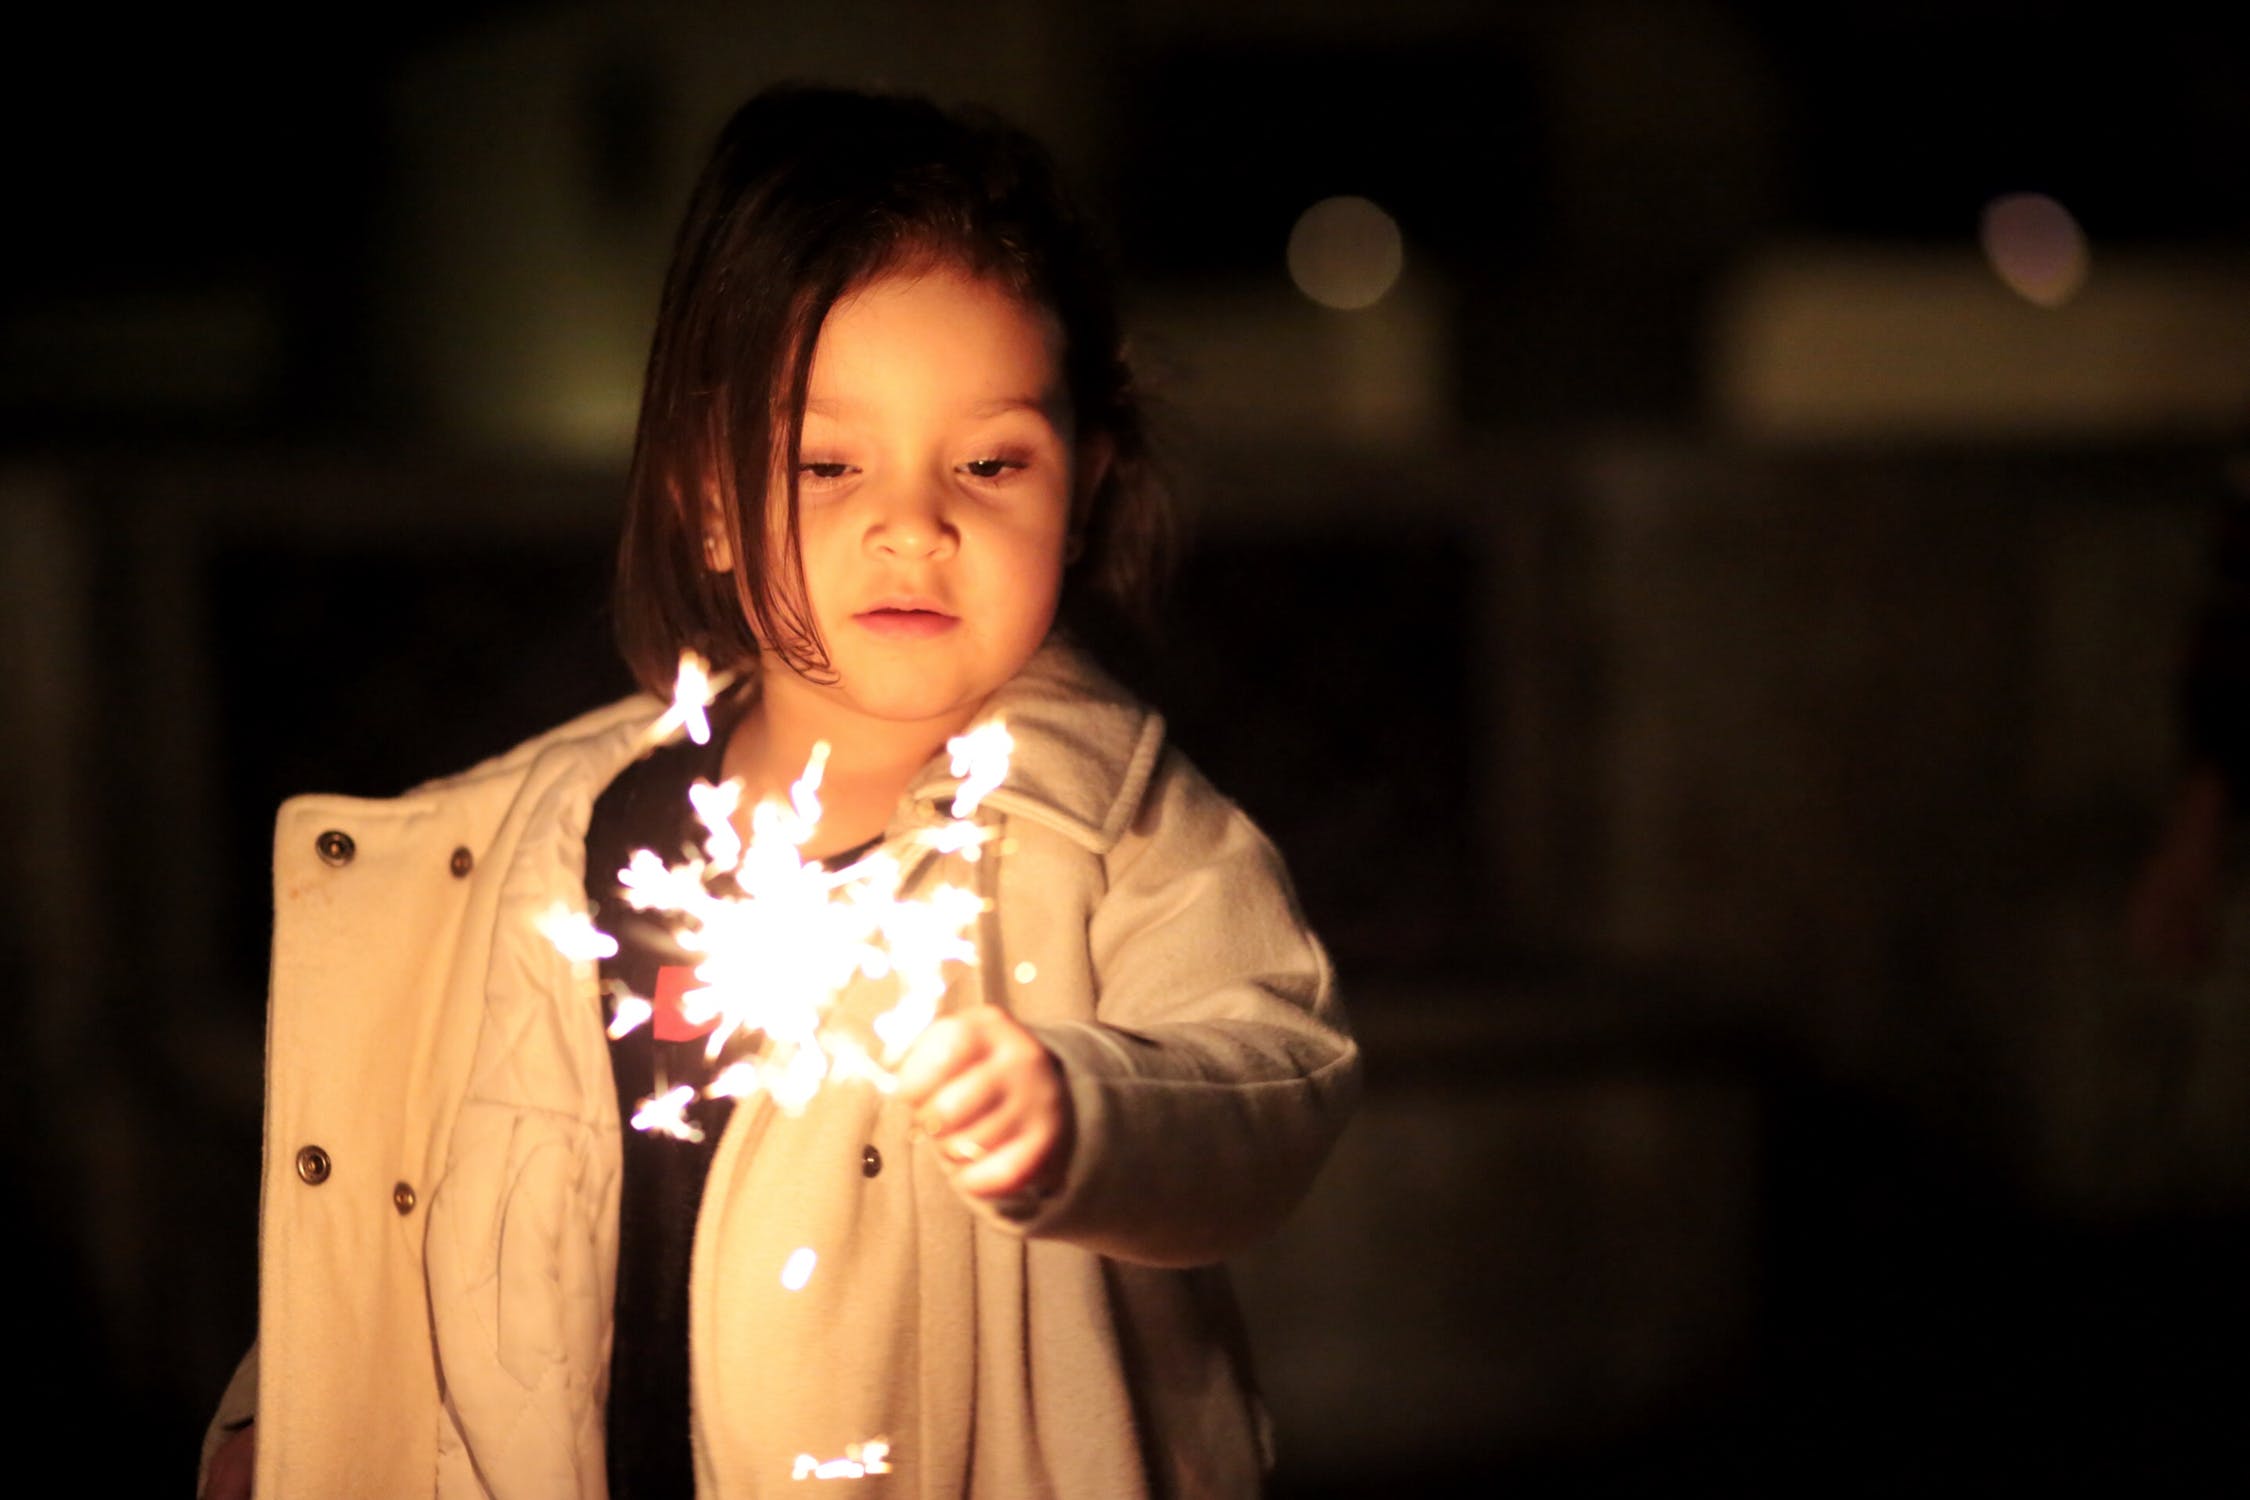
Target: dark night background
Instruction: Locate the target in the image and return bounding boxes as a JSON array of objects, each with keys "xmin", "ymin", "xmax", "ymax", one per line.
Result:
[{"xmin": 6, "ymin": 3, "xmax": 2250, "ymax": 1493}]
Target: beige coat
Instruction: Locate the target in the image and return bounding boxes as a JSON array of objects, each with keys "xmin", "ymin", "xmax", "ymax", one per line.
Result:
[{"xmin": 205, "ymin": 645, "xmax": 1358, "ymax": 1497}]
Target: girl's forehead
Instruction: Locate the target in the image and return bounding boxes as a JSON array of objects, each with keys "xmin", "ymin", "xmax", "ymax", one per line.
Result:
[{"xmin": 808, "ymin": 267, "xmax": 1066, "ymax": 416}]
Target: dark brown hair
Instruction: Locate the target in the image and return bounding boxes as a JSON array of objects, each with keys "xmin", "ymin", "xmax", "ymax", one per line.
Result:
[{"xmin": 614, "ymin": 83, "xmax": 1171, "ymax": 697}]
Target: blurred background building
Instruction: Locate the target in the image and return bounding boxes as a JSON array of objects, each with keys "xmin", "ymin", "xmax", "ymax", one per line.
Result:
[{"xmin": 5, "ymin": 1, "xmax": 2248, "ymax": 1492}]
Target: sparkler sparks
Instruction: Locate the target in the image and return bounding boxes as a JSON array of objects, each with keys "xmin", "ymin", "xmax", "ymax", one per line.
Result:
[
  {"xmin": 630, "ymin": 1084, "xmax": 705, "ymax": 1143},
  {"xmin": 538, "ymin": 903, "xmax": 619, "ymax": 962},
  {"xmin": 541, "ymin": 662, "xmax": 1024, "ymax": 1483},
  {"xmin": 947, "ymin": 720, "xmax": 1013, "ymax": 817},
  {"xmin": 792, "ymin": 1439, "xmax": 891, "ymax": 1481},
  {"xmin": 648, "ymin": 652, "xmax": 726, "ymax": 746},
  {"xmin": 780, "ymin": 1247, "xmax": 818, "ymax": 1291},
  {"xmin": 606, "ymin": 990, "xmax": 653, "ymax": 1040},
  {"xmin": 547, "ymin": 657, "xmax": 1017, "ymax": 1136}
]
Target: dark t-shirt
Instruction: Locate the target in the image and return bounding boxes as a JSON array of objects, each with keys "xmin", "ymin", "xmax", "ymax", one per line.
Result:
[
  {"xmin": 586, "ymin": 726, "xmax": 739, "ymax": 1500},
  {"xmin": 585, "ymin": 717, "xmax": 880, "ymax": 1497}
]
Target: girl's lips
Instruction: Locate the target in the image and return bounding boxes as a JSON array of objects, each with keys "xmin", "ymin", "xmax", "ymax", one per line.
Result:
[{"xmin": 854, "ymin": 607, "xmax": 959, "ymax": 640}]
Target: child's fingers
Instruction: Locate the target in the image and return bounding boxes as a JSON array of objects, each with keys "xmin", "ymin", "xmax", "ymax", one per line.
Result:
[
  {"xmin": 937, "ymin": 1063, "xmax": 1075, "ymax": 1197},
  {"xmin": 939, "ymin": 1074, "xmax": 1055, "ymax": 1154},
  {"xmin": 893, "ymin": 1015, "xmax": 990, "ymax": 1107},
  {"xmin": 899, "ymin": 1009, "xmax": 1073, "ymax": 1193},
  {"xmin": 916, "ymin": 1064, "xmax": 1008, "ymax": 1141},
  {"xmin": 948, "ymin": 1124, "xmax": 1062, "ymax": 1200}
]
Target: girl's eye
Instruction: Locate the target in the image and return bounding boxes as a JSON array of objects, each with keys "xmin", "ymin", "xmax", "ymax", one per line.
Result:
[
  {"xmin": 799, "ymin": 461, "xmax": 854, "ymax": 482},
  {"xmin": 962, "ymin": 457, "xmax": 1023, "ymax": 480}
]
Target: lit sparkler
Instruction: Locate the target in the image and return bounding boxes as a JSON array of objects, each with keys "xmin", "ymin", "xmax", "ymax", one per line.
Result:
[
  {"xmin": 550, "ymin": 658, "xmax": 1017, "ymax": 1482},
  {"xmin": 556, "ymin": 656, "xmax": 1015, "ymax": 1125}
]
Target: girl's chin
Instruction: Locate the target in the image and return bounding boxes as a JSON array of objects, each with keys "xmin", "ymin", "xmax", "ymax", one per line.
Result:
[
  {"xmin": 828, "ymin": 675, "xmax": 993, "ymax": 730},
  {"xmin": 765, "ymin": 646, "xmax": 1036, "ymax": 733}
]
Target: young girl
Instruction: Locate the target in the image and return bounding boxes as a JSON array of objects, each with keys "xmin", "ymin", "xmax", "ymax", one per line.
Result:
[{"xmin": 202, "ymin": 84, "xmax": 1358, "ymax": 1499}]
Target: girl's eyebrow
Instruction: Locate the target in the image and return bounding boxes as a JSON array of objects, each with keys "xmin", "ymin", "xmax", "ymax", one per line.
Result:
[
  {"xmin": 803, "ymin": 394, "xmax": 1062, "ymax": 422},
  {"xmin": 967, "ymin": 395, "xmax": 1060, "ymax": 420}
]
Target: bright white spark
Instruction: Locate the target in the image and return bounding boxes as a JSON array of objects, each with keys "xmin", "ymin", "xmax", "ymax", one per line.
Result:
[
  {"xmin": 630, "ymin": 1084, "xmax": 705, "ymax": 1143},
  {"xmin": 791, "ymin": 742, "xmax": 830, "ymax": 829},
  {"xmin": 947, "ymin": 720, "xmax": 1013, "ymax": 817},
  {"xmin": 649, "ymin": 651, "xmax": 724, "ymax": 746},
  {"xmin": 916, "ymin": 821, "xmax": 995, "ymax": 858},
  {"xmin": 537, "ymin": 903, "xmax": 618, "ymax": 961},
  {"xmin": 780, "ymin": 1246, "xmax": 818, "ymax": 1291},
  {"xmin": 607, "ymin": 992, "xmax": 653, "ymax": 1040},
  {"xmin": 792, "ymin": 1439, "xmax": 891, "ymax": 1480},
  {"xmin": 550, "ymin": 719, "xmax": 1013, "ymax": 1135}
]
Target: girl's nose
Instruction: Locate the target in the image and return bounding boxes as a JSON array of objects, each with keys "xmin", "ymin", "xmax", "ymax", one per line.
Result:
[{"xmin": 865, "ymin": 481, "xmax": 957, "ymax": 560}]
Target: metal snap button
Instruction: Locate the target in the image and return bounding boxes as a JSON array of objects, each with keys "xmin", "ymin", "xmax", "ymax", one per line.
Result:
[
  {"xmin": 393, "ymin": 1181, "xmax": 417, "ymax": 1214},
  {"xmin": 449, "ymin": 846, "xmax": 474, "ymax": 878},
  {"xmin": 315, "ymin": 830, "xmax": 355, "ymax": 866},
  {"xmin": 861, "ymin": 1144, "xmax": 882, "ymax": 1178},
  {"xmin": 295, "ymin": 1145, "xmax": 332, "ymax": 1185}
]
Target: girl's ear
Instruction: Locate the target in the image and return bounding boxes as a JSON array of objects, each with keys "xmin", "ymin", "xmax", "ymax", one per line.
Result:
[
  {"xmin": 703, "ymin": 524, "xmax": 735, "ymax": 573},
  {"xmin": 701, "ymin": 485, "xmax": 736, "ymax": 573},
  {"xmin": 678, "ymin": 466, "xmax": 736, "ymax": 572}
]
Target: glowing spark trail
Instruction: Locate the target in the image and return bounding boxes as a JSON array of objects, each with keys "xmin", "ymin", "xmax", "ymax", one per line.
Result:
[
  {"xmin": 947, "ymin": 720, "xmax": 1013, "ymax": 817},
  {"xmin": 544, "ymin": 661, "xmax": 1020, "ymax": 1482},
  {"xmin": 648, "ymin": 652, "xmax": 726, "ymax": 746},
  {"xmin": 548, "ymin": 656, "xmax": 1015, "ymax": 1132},
  {"xmin": 539, "ymin": 903, "xmax": 619, "ymax": 962},
  {"xmin": 607, "ymin": 991, "xmax": 653, "ymax": 1040},
  {"xmin": 792, "ymin": 1439, "xmax": 891, "ymax": 1480},
  {"xmin": 630, "ymin": 1084, "xmax": 705, "ymax": 1143}
]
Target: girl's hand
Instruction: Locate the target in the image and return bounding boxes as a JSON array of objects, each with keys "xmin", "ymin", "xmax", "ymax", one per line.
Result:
[{"xmin": 895, "ymin": 1008, "xmax": 1074, "ymax": 1201}]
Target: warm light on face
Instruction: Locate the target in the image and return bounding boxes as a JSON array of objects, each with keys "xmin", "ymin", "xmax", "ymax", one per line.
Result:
[
  {"xmin": 1979, "ymin": 192, "xmax": 2089, "ymax": 308},
  {"xmin": 1287, "ymin": 196, "xmax": 1405, "ymax": 311},
  {"xmin": 769, "ymin": 267, "xmax": 1075, "ymax": 736}
]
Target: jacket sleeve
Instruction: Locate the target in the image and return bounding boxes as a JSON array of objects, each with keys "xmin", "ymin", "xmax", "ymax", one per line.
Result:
[{"xmin": 1016, "ymin": 752, "xmax": 1360, "ymax": 1267}]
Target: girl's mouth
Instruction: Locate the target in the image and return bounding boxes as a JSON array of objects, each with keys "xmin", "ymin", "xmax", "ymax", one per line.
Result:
[{"xmin": 854, "ymin": 606, "xmax": 958, "ymax": 639}]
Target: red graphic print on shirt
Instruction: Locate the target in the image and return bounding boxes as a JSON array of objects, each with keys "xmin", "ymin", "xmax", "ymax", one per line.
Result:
[{"xmin": 651, "ymin": 963, "xmax": 718, "ymax": 1043}]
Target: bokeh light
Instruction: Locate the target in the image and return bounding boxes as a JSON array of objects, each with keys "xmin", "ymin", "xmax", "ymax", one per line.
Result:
[
  {"xmin": 1286, "ymin": 196, "xmax": 1405, "ymax": 311},
  {"xmin": 1979, "ymin": 192, "xmax": 2090, "ymax": 308}
]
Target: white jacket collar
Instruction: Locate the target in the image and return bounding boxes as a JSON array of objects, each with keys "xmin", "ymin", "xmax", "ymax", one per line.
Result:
[
  {"xmin": 901, "ymin": 641, "xmax": 1166, "ymax": 855},
  {"xmin": 477, "ymin": 640, "xmax": 1168, "ymax": 859}
]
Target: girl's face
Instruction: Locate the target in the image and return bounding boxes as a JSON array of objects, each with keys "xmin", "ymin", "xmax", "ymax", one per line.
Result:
[{"xmin": 757, "ymin": 265, "xmax": 1081, "ymax": 738}]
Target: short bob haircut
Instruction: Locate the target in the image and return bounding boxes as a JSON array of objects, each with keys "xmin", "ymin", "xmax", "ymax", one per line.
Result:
[{"xmin": 614, "ymin": 83, "xmax": 1173, "ymax": 699}]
